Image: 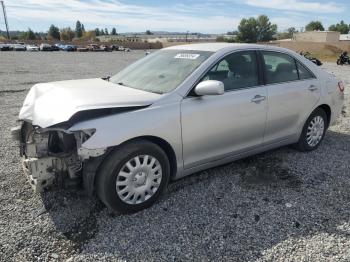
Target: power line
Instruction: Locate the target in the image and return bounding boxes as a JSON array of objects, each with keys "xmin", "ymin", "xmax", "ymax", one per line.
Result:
[{"xmin": 1, "ymin": 1, "xmax": 10, "ymax": 39}]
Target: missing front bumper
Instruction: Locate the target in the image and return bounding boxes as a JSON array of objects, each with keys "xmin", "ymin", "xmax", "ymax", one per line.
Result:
[{"xmin": 21, "ymin": 156, "xmax": 61, "ymax": 192}]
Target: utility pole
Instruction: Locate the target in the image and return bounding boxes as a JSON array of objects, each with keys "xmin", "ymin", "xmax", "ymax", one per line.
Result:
[{"xmin": 1, "ymin": 1, "xmax": 10, "ymax": 39}]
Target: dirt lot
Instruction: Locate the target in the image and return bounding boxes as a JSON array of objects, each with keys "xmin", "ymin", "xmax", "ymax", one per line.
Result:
[{"xmin": 0, "ymin": 51, "xmax": 350, "ymax": 261}]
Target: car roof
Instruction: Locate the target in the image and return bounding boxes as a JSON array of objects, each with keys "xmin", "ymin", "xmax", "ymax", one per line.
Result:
[
  {"xmin": 165, "ymin": 43, "xmax": 267, "ymax": 52},
  {"xmin": 164, "ymin": 43, "xmax": 294, "ymax": 54}
]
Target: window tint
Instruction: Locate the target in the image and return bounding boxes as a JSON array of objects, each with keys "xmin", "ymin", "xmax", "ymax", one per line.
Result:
[
  {"xmin": 262, "ymin": 51, "xmax": 298, "ymax": 84},
  {"xmin": 296, "ymin": 60, "xmax": 314, "ymax": 80},
  {"xmin": 202, "ymin": 51, "xmax": 259, "ymax": 91}
]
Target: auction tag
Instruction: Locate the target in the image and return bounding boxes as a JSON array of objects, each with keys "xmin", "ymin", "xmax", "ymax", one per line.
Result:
[{"xmin": 174, "ymin": 53, "xmax": 200, "ymax": 60}]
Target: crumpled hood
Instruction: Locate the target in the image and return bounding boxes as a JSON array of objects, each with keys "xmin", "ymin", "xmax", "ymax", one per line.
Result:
[{"xmin": 19, "ymin": 78, "xmax": 161, "ymax": 128}]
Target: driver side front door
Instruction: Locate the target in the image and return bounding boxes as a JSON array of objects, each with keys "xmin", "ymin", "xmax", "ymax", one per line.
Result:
[{"xmin": 181, "ymin": 50, "xmax": 268, "ymax": 169}]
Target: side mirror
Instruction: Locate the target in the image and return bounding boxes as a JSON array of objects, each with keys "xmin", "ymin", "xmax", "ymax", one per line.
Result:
[{"xmin": 194, "ymin": 80, "xmax": 225, "ymax": 96}]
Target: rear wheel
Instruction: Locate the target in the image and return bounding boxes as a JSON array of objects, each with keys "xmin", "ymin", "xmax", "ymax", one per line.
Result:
[
  {"xmin": 294, "ymin": 108, "xmax": 327, "ymax": 152},
  {"xmin": 96, "ymin": 140, "xmax": 170, "ymax": 213}
]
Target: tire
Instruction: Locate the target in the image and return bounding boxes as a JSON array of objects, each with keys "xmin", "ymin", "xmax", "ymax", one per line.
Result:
[
  {"xmin": 337, "ymin": 59, "xmax": 341, "ymax": 65},
  {"xmin": 294, "ymin": 108, "xmax": 327, "ymax": 152},
  {"xmin": 96, "ymin": 140, "xmax": 170, "ymax": 213}
]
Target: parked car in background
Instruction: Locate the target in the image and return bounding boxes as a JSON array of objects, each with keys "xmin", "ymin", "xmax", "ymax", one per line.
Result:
[
  {"xmin": 12, "ymin": 44, "xmax": 26, "ymax": 51},
  {"xmin": 54, "ymin": 43, "xmax": 65, "ymax": 50},
  {"xmin": 110, "ymin": 44, "xmax": 119, "ymax": 51},
  {"xmin": 40, "ymin": 43, "xmax": 53, "ymax": 51},
  {"xmin": 26, "ymin": 44, "xmax": 39, "ymax": 51},
  {"xmin": 12, "ymin": 43, "xmax": 344, "ymax": 213},
  {"xmin": 100, "ymin": 45, "xmax": 111, "ymax": 52},
  {"xmin": 51, "ymin": 45, "xmax": 60, "ymax": 51},
  {"xmin": 77, "ymin": 47, "xmax": 89, "ymax": 52},
  {"xmin": 0, "ymin": 43, "xmax": 11, "ymax": 51},
  {"xmin": 87, "ymin": 44, "xmax": 103, "ymax": 52},
  {"xmin": 63, "ymin": 44, "xmax": 76, "ymax": 52}
]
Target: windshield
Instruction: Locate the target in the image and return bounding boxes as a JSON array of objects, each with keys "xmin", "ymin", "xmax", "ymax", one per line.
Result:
[{"xmin": 110, "ymin": 50, "xmax": 213, "ymax": 94}]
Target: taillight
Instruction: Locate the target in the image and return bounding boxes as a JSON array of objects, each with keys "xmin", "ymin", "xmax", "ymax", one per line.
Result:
[{"xmin": 338, "ymin": 81, "xmax": 345, "ymax": 92}]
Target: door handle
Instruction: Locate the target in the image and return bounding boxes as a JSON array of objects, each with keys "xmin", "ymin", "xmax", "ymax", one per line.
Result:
[
  {"xmin": 308, "ymin": 85, "xmax": 318, "ymax": 91},
  {"xmin": 251, "ymin": 95, "xmax": 266, "ymax": 103}
]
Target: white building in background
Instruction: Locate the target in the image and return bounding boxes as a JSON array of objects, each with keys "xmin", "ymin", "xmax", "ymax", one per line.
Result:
[{"xmin": 340, "ymin": 34, "xmax": 350, "ymax": 41}]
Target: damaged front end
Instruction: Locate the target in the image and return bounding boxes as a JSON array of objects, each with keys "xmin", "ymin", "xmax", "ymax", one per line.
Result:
[{"xmin": 11, "ymin": 122, "xmax": 106, "ymax": 192}]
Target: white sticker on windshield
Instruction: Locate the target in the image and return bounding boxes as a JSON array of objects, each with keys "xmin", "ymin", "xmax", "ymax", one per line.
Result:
[{"xmin": 174, "ymin": 53, "xmax": 200, "ymax": 60}]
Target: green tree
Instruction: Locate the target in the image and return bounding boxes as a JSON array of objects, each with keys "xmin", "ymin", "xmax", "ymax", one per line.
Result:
[
  {"xmin": 237, "ymin": 15, "xmax": 277, "ymax": 43},
  {"xmin": 60, "ymin": 27, "xmax": 75, "ymax": 41},
  {"xmin": 100, "ymin": 28, "xmax": 105, "ymax": 35},
  {"xmin": 237, "ymin": 17, "xmax": 258, "ymax": 43},
  {"xmin": 256, "ymin": 15, "xmax": 277, "ymax": 42},
  {"xmin": 329, "ymin": 20, "xmax": 349, "ymax": 34},
  {"xmin": 48, "ymin": 24, "xmax": 60, "ymax": 40},
  {"xmin": 145, "ymin": 29, "xmax": 153, "ymax": 35},
  {"xmin": 104, "ymin": 28, "xmax": 109, "ymax": 35},
  {"xmin": 95, "ymin": 28, "xmax": 100, "ymax": 36},
  {"xmin": 305, "ymin": 21, "xmax": 324, "ymax": 31},
  {"xmin": 111, "ymin": 27, "xmax": 117, "ymax": 35},
  {"xmin": 20, "ymin": 28, "xmax": 36, "ymax": 40},
  {"xmin": 81, "ymin": 24, "xmax": 85, "ymax": 33},
  {"xmin": 75, "ymin": 20, "xmax": 83, "ymax": 38}
]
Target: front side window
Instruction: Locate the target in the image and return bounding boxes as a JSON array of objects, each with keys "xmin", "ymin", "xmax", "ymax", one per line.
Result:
[
  {"xmin": 110, "ymin": 50, "xmax": 213, "ymax": 94},
  {"xmin": 262, "ymin": 51, "xmax": 298, "ymax": 84},
  {"xmin": 202, "ymin": 51, "xmax": 259, "ymax": 91}
]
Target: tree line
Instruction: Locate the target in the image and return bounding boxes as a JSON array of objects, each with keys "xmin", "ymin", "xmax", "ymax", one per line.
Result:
[
  {"xmin": 3, "ymin": 17, "xmax": 350, "ymax": 43},
  {"xmin": 219, "ymin": 16, "xmax": 350, "ymax": 43},
  {"xmin": 8, "ymin": 20, "xmax": 119, "ymax": 41}
]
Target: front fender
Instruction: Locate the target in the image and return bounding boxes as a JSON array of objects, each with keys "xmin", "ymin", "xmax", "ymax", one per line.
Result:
[{"xmin": 69, "ymin": 102, "xmax": 183, "ymax": 168}]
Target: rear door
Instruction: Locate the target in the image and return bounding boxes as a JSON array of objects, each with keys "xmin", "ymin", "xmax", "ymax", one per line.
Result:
[{"xmin": 260, "ymin": 51, "xmax": 320, "ymax": 143}]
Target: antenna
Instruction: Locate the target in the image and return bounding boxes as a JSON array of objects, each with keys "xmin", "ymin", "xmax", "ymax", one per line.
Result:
[{"xmin": 1, "ymin": 1, "xmax": 10, "ymax": 39}]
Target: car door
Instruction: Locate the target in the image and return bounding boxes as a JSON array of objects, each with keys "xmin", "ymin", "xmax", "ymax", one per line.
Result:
[
  {"xmin": 181, "ymin": 50, "xmax": 268, "ymax": 169},
  {"xmin": 260, "ymin": 51, "xmax": 321, "ymax": 143}
]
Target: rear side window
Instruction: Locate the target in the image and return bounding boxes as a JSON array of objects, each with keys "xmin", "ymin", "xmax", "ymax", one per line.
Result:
[
  {"xmin": 296, "ymin": 60, "xmax": 315, "ymax": 80},
  {"xmin": 261, "ymin": 51, "xmax": 298, "ymax": 84}
]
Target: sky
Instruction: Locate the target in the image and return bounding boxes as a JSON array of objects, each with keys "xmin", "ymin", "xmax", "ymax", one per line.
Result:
[{"xmin": 1, "ymin": 0, "xmax": 350, "ymax": 34}]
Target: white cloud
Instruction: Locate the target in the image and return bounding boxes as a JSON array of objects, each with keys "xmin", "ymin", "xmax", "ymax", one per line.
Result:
[
  {"xmin": 244, "ymin": 0, "xmax": 343, "ymax": 13},
  {"xmin": 4, "ymin": 0, "xmax": 241, "ymax": 33}
]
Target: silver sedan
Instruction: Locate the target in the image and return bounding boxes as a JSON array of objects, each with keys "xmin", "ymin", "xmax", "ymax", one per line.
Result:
[{"xmin": 13, "ymin": 43, "xmax": 344, "ymax": 212}]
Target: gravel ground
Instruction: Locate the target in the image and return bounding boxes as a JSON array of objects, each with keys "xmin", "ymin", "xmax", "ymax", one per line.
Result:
[{"xmin": 0, "ymin": 52, "xmax": 349, "ymax": 262}]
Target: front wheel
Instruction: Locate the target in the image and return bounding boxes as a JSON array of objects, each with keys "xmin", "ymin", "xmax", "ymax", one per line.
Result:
[
  {"xmin": 96, "ymin": 140, "xmax": 170, "ymax": 213},
  {"xmin": 294, "ymin": 108, "xmax": 327, "ymax": 152}
]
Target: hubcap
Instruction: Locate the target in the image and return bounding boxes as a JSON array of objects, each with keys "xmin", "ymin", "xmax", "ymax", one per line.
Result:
[
  {"xmin": 116, "ymin": 155, "xmax": 162, "ymax": 205},
  {"xmin": 306, "ymin": 116, "xmax": 324, "ymax": 147}
]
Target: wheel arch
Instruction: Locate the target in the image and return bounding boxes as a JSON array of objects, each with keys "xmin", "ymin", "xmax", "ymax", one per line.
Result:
[
  {"xmin": 317, "ymin": 104, "xmax": 331, "ymax": 128},
  {"xmin": 83, "ymin": 135, "xmax": 178, "ymax": 196}
]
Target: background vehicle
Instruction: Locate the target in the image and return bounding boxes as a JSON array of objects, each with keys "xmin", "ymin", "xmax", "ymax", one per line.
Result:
[
  {"xmin": 87, "ymin": 44, "xmax": 103, "ymax": 52},
  {"xmin": 337, "ymin": 51, "xmax": 350, "ymax": 65},
  {"xmin": 13, "ymin": 44, "xmax": 344, "ymax": 213},
  {"xmin": 26, "ymin": 44, "xmax": 39, "ymax": 51},
  {"xmin": 12, "ymin": 44, "xmax": 26, "ymax": 51},
  {"xmin": 300, "ymin": 51, "xmax": 322, "ymax": 66},
  {"xmin": 100, "ymin": 45, "xmax": 112, "ymax": 52},
  {"xmin": 77, "ymin": 47, "xmax": 89, "ymax": 52},
  {"xmin": 0, "ymin": 43, "xmax": 11, "ymax": 51},
  {"xmin": 51, "ymin": 45, "xmax": 60, "ymax": 51},
  {"xmin": 110, "ymin": 44, "xmax": 119, "ymax": 51},
  {"xmin": 40, "ymin": 43, "xmax": 53, "ymax": 51},
  {"xmin": 62, "ymin": 44, "xmax": 77, "ymax": 52}
]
